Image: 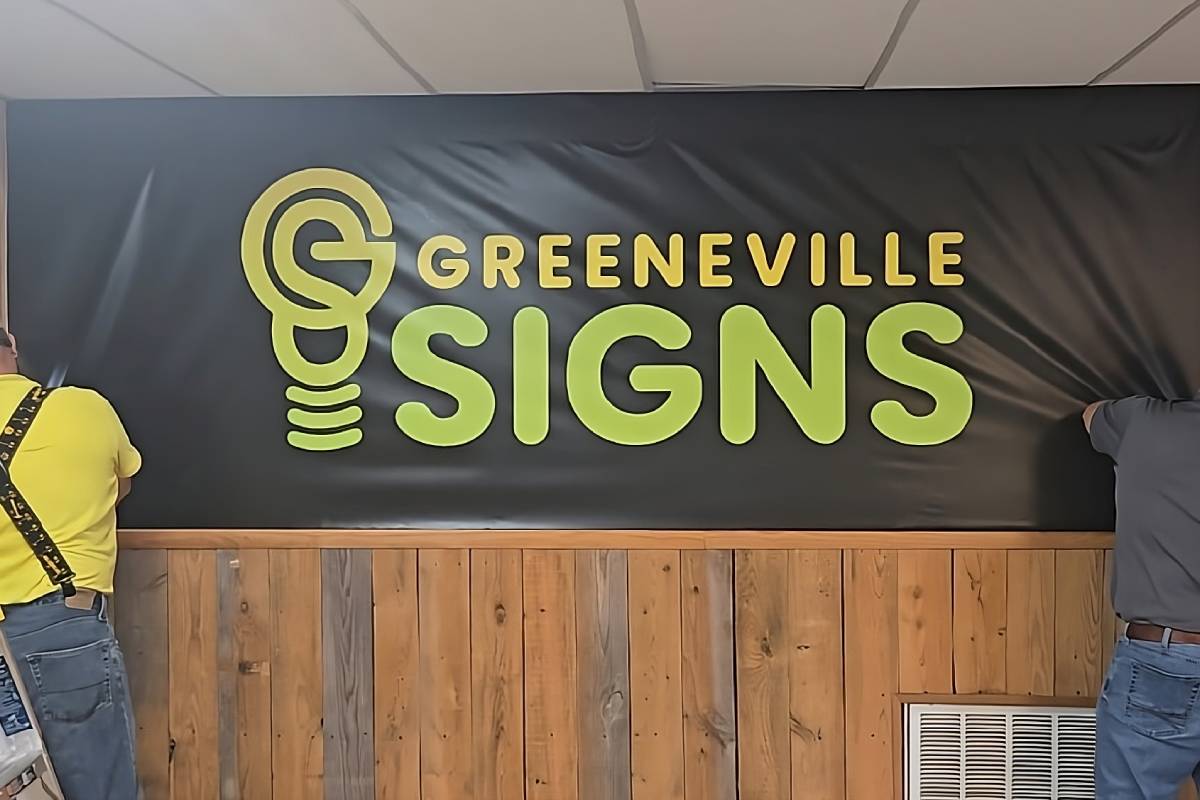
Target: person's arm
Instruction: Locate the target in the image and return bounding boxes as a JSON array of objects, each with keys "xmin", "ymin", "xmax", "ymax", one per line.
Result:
[
  {"xmin": 1086, "ymin": 396, "xmax": 1153, "ymax": 459},
  {"xmin": 96, "ymin": 393, "xmax": 141, "ymax": 502},
  {"xmin": 1082, "ymin": 401, "xmax": 1106, "ymax": 433}
]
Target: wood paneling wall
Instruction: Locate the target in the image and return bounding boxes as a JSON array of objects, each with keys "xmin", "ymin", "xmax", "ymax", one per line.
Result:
[{"xmin": 111, "ymin": 539, "xmax": 1189, "ymax": 800}]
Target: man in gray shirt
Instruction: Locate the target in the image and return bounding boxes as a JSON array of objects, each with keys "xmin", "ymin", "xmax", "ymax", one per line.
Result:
[{"xmin": 1086, "ymin": 396, "xmax": 1200, "ymax": 797}]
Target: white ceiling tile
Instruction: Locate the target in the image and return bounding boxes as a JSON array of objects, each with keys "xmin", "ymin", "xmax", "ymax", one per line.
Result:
[
  {"xmin": 636, "ymin": 0, "xmax": 911, "ymax": 87},
  {"xmin": 1100, "ymin": 6, "xmax": 1200, "ymax": 84},
  {"xmin": 0, "ymin": 0, "xmax": 203, "ymax": 98},
  {"xmin": 48, "ymin": 0, "xmax": 427, "ymax": 96},
  {"xmin": 4, "ymin": 0, "xmax": 1198, "ymax": 100},
  {"xmin": 876, "ymin": 0, "xmax": 1193, "ymax": 88},
  {"xmin": 350, "ymin": 0, "xmax": 644, "ymax": 92}
]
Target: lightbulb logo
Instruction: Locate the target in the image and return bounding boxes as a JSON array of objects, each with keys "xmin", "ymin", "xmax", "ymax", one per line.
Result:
[{"xmin": 240, "ymin": 168, "xmax": 395, "ymax": 451}]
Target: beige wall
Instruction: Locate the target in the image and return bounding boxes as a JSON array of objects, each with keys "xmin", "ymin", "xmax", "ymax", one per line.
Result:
[{"xmin": 1, "ymin": 99, "xmax": 8, "ymax": 326}]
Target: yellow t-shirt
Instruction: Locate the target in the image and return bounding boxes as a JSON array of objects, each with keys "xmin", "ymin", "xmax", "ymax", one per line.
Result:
[{"xmin": 0, "ymin": 374, "xmax": 141, "ymax": 613}]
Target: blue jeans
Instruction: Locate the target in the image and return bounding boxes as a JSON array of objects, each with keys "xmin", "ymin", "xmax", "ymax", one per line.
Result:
[
  {"xmin": 0, "ymin": 592, "xmax": 139, "ymax": 800},
  {"xmin": 1097, "ymin": 633, "xmax": 1200, "ymax": 799}
]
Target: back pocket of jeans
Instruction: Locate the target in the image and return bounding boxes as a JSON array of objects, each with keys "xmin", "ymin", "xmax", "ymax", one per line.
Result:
[
  {"xmin": 26, "ymin": 639, "xmax": 114, "ymax": 724},
  {"xmin": 1124, "ymin": 660, "xmax": 1200, "ymax": 737}
]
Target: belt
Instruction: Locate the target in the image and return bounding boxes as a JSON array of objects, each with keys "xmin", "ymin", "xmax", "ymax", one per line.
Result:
[
  {"xmin": 1126, "ymin": 622, "xmax": 1200, "ymax": 645},
  {"xmin": 2, "ymin": 588, "xmax": 99, "ymax": 613}
]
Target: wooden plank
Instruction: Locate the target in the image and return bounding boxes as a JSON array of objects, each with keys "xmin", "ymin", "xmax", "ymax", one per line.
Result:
[
  {"xmin": 897, "ymin": 550, "xmax": 953, "ymax": 694},
  {"xmin": 373, "ymin": 550, "xmax": 420, "ymax": 800},
  {"xmin": 217, "ymin": 551, "xmax": 240, "ymax": 800},
  {"xmin": 1055, "ymin": 550, "xmax": 1105, "ymax": 697},
  {"xmin": 575, "ymin": 551, "xmax": 632, "ymax": 800},
  {"xmin": 117, "ymin": 529, "xmax": 1116, "ymax": 551},
  {"xmin": 113, "ymin": 550, "xmax": 170, "ymax": 800},
  {"xmin": 952, "ymin": 550, "xmax": 1007, "ymax": 694},
  {"xmin": 420, "ymin": 549, "xmax": 474, "ymax": 800},
  {"xmin": 523, "ymin": 550, "xmax": 580, "ymax": 800},
  {"xmin": 1101, "ymin": 548, "xmax": 1118, "ymax": 669},
  {"xmin": 473, "ymin": 550, "xmax": 526, "ymax": 800},
  {"xmin": 168, "ymin": 550, "xmax": 220, "ymax": 800},
  {"xmin": 789, "ymin": 551, "xmax": 845, "ymax": 800},
  {"xmin": 843, "ymin": 550, "xmax": 899, "ymax": 800},
  {"xmin": 270, "ymin": 549, "xmax": 324, "ymax": 800},
  {"xmin": 322, "ymin": 550, "xmax": 375, "ymax": 800},
  {"xmin": 217, "ymin": 551, "xmax": 238, "ymax": 800},
  {"xmin": 1006, "ymin": 550, "xmax": 1055, "ymax": 696},
  {"xmin": 216, "ymin": 550, "xmax": 273, "ymax": 800},
  {"xmin": 680, "ymin": 551, "xmax": 736, "ymax": 800},
  {"xmin": 735, "ymin": 550, "xmax": 790, "ymax": 800},
  {"xmin": 628, "ymin": 551, "xmax": 685, "ymax": 800},
  {"xmin": 233, "ymin": 551, "xmax": 274, "ymax": 800}
]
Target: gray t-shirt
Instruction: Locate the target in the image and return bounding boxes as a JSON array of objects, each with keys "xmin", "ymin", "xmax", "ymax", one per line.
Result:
[{"xmin": 1090, "ymin": 396, "xmax": 1200, "ymax": 631}]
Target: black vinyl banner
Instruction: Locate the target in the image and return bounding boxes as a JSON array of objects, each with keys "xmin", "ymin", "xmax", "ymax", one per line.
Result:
[{"xmin": 8, "ymin": 88, "xmax": 1200, "ymax": 530}]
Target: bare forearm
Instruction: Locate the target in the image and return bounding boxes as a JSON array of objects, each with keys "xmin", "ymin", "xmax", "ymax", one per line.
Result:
[
  {"xmin": 117, "ymin": 477, "xmax": 132, "ymax": 504},
  {"xmin": 1083, "ymin": 401, "xmax": 1105, "ymax": 432}
]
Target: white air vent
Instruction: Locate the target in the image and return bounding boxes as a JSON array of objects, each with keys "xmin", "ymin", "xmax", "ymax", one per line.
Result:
[{"xmin": 905, "ymin": 703, "xmax": 1096, "ymax": 799}]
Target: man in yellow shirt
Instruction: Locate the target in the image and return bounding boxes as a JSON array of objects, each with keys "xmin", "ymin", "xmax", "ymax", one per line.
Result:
[{"xmin": 0, "ymin": 329, "xmax": 141, "ymax": 800}]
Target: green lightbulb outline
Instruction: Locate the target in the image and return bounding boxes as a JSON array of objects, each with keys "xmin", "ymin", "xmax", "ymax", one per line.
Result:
[{"xmin": 241, "ymin": 168, "xmax": 395, "ymax": 451}]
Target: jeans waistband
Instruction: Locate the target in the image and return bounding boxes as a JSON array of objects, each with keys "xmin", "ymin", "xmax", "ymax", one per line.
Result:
[
  {"xmin": 24, "ymin": 591, "xmax": 69, "ymax": 607},
  {"xmin": 1121, "ymin": 630, "xmax": 1200, "ymax": 651},
  {"xmin": 1, "ymin": 589, "xmax": 102, "ymax": 613}
]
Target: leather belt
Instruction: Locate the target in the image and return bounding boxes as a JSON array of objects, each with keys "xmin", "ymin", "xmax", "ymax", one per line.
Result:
[
  {"xmin": 1126, "ymin": 622, "xmax": 1200, "ymax": 645},
  {"xmin": 63, "ymin": 588, "xmax": 99, "ymax": 610},
  {"xmin": 1, "ymin": 588, "xmax": 98, "ymax": 613}
]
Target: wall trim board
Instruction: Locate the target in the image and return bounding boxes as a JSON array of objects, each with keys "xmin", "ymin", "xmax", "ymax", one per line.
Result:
[
  {"xmin": 897, "ymin": 694, "xmax": 1097, "ymax": 708},
  {"xmin": 116, "ymin": 529, "xmax": 1114, "ymax": 550}
]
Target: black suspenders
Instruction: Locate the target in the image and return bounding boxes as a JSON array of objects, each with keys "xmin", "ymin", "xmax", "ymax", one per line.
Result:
[{"xmin": 0, "ymin": 386, "xmax": 76, "ymax": 597}]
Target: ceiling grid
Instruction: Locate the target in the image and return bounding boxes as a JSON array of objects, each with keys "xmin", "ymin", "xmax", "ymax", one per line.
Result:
[
  {"xmin": 335, "ymin": 0, "xmax": 437, "ymax": 92},
  {"xmin": 863, "ymin": 0, "xmax": 922, "ymax": 88},
  {"xmin": 1090, "ymin": 0, "xmax": 1200, "ymax": 84},
  {"xmin": 0, "ymin": 0, "xmax": 1197, "ymax": 97},
  {"xmin": 41, "ymin": 0, "xmax": 217, "ymax": 94},
  {"xmin": 622, "ymin": 0, "xmax": 654, "ymax": 91}
]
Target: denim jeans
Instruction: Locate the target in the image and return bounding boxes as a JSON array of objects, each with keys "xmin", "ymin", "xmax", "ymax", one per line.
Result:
[
  {"xmin": 1096, "ymin": 633, "xmax": 1200, "ymax": 799},
  {"xmin": 0, "ymin": 592, "xmax": 139, "ymax": 800}
]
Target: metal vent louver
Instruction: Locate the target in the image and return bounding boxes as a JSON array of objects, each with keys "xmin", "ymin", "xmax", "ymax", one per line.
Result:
[{"xmin": 905, "ymin": 704, "xmax": 1096, "ymax": 799}]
